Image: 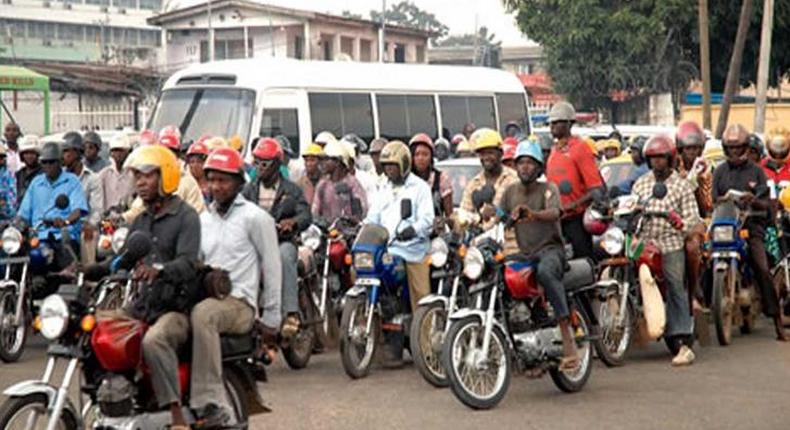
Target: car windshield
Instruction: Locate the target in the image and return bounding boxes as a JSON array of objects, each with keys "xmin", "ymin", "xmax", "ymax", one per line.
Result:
[
  {"xmin": 148, "ymin": 88, "xmax": 255, "ymax": 145},
  {"xmin": 600, "ymin": 161, "xmax": 634, "ymax": 189},
  {"xmin": 436, "ymin": 161, "xmax": 482, "ymax": 207}
]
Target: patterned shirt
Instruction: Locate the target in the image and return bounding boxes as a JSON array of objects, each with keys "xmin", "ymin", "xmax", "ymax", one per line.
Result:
[
  {"xmin": 311, "ymin": 175, "xmax": 368, "ymax": 221},
  {"xmin": 632, "ymin": 171, "xmax": 701, "ymax": 253},
  {"xmin": 677, "ymin": 158, "xmax": 713, "ymax": 218},
  {"xmin": 459, "ymin": 166, "xmax": 520, "ymax": 217},
  {"xmin": 0, "ymin": 167, "xmax": 17, "ymax": 220}
]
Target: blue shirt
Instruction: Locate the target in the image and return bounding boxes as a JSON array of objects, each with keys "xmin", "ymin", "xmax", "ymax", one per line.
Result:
[
  {"xmin": 364, "ymin": 173, "xmax": 434, "ymax": 263},
  {"xmin": 18, "ymin": 170, "xmax": 89, "ymax": 240},
  {"xmin": 0, "ymin": 167, "xmax": 17, "ymax": 220},
  {"xmin": 617, "ymin": 162, "xmax": 650, "ymax": 194}
]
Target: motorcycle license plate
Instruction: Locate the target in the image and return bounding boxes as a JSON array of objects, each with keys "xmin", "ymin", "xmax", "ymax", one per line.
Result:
[{"xmin": 356, "ymin": 278, "xmax": 380, "ymax": 286}]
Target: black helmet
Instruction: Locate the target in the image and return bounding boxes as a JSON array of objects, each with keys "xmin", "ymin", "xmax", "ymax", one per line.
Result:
[
  {"xmin": 62, "ymin": 131, "xmax": 83, "ymax": 152},
  {"xmin": 83, "ymin": 131, "xmax": 102, "ymax": 147},
  {"xmin": 40, "ymin": 141, "xmax": 63, "ymax": 162}
]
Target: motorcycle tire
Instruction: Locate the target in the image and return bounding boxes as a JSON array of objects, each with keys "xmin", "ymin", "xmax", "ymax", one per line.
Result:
[
  {"xmin": 0, "ymin": 291, "xmax": 27, "ymax": 363},
  {"xmin": 550, "ymin": 307, "xmax": 594, "ymax": 393},
  {"xmin": 223, "ymin": 368, "xmax": 250, "ymax": 429},
  {"xmin": 283, "ymin": 287, "xmax": 317, "ymax": 370},
  {"xmin": 410, "ymin": 302, "xmax": 449, "ymax": 387},
  {"xmin": 593, "ymin": 293, "xmax": 634, "ymax": 368},
  {"xmin": 0, "ymin": 394, "xmax": 78, "ymax": 430},
  {"xmin": 712, "ymin": 269, "xmax": 734, "ymax": 346},
  {"xmin": 770, "ymin": 267, "xmax": 790, "ymax": 327},
  {"xmin": 339, "ymin": 296, "xmax": 380, "ymax": 379},
  {"xmin": 442, "ymin": 316, "xmax": 511, "ymax": 410}
]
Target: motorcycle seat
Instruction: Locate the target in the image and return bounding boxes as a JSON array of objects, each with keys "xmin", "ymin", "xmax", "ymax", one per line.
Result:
[
  {"xmin": 220, "ymin": 334, "xmax": 254, "ymax": 358},
  {"xmin": 562, "ymin": 258, "xmax": 595, "ymax": 291}
]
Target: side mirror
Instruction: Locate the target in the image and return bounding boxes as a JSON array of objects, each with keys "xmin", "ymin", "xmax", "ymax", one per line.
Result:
[
  {"xmin": 400, "ymin": 199, "xmax": 413, "ymax": 220},
  {"xmin": 558, "ymin": 180, "xmax": 573, "ymax": 196},
  {"xmin": 652, "ymin": 183, "xmax": 668, "ymax": 199},
  {"xmin": 55, "ymin": 194, "xmax": 70, "ymax": 210}
]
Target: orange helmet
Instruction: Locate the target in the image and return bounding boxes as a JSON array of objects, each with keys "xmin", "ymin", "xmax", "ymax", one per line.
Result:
[
  {"xmin": 126, "ymin": 145, "xmax": 180, "ymax": 195},
  {"xmin": 158, "ymin": 125, "xmax": 181, "ymax": 151},
  {"xmin": 204, "ymin": 147, "xmax": 245, "ymax": 176},
  {"xmin": 252, "ymin": 137, "xmax": 284, "ymax": 161},
  {"xmin": 409, "ymin": 133, "xmax": 434, "ymax": 153}
]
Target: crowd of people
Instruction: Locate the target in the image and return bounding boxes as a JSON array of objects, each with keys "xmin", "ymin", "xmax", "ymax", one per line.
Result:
[{"xmin": 2, "ymin": 99, "xmax": 789, "ymax": 427}]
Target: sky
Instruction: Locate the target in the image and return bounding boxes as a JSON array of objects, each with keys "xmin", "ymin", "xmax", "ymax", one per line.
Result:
[{"xmin": 176, "ymin": 0, "xmax": 535, "ymax": 47}]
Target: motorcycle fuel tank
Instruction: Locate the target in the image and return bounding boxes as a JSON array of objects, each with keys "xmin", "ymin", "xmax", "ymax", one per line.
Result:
[{"xmin": 91, "ymin": 319, "xmax": 147, "ymax": 372}]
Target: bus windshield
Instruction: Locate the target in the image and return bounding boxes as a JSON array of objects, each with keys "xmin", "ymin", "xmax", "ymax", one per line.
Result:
[{"xmin": 148, "ymin": 88, "xmax": 255, "ymax": 145}]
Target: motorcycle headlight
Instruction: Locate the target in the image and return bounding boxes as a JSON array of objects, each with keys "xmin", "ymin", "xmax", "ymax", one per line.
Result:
[
  {"xmin": 39, "ymin": 294, "xmax": 69, "ymax": 340},
  {"xmin": 463, "ymin": 247, "xmax": 484, "ymax": 280},
  {"xmin": 353, "ymin": 252, "xmax": 374, "ymax": 269},
  {"xmin": 1, "ymin": 226, "xmax": 23, "ymax": 254},
  {"xmin": 300, "ymin": 225, "xmax": 323, "ymax": 251},
  {"xmin": 600, "ymin": 227, "xmax": 625, "ymax": 256},
  {"xmin": 712, "ymin": 225, "xmax": 735, "ymax": 243},
  {"xmin": 430, "ymin": 237, "xmax": 449, "ymax": 268},
  {"xmin": 111, "ymin": 227, "xmax": 129, "ymax": 254}
]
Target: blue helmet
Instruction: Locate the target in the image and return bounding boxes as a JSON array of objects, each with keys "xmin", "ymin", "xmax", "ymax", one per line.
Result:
[{"xmin": 514, "ymin": 138, "xmax": 544, "ymax": 165}]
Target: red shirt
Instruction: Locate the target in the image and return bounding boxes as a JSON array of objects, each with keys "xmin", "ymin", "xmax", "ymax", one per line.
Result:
[
  {"xmin": 546, "ymin": 136, "xmax": 603, "ymax": 217},
  {"xmin": 760, "ymin": 158, "xmax": 790, "ymax": 184}
]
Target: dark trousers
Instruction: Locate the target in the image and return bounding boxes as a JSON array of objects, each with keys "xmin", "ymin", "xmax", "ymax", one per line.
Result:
[
  {"xmin": 561, "ymin": 215, "xmax": 594, "ymax": 260},
  {"xmin": 747, "ymin": 233, "xmax": 780, "ymax": 317},
  {"xmin": 535, "ymin": 247, "xmax": 570, "ymax": 319}
]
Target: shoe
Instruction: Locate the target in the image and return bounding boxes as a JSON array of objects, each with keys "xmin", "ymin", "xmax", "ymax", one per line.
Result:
[
  {"xmin": 194, "ymin": 403, "xmax": 230, "ymax": 429},
  {"xmin": 671, "ymin": 345, "xmax": 695, "ymax": 367}
]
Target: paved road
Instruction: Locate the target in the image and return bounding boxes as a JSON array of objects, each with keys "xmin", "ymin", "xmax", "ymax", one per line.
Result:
[{"xmin": 2, "ymin": 321, "xmax": 789, "ymax": 430}]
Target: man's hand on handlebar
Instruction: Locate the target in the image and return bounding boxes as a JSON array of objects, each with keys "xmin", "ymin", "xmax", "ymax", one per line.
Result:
[
  {"xmin": 667, "ymin": 211, "xmax": 684, "ymax": 231},
  {"xmin": 133, "ymin": 264, "xmax": 161, "ymax": 283}
]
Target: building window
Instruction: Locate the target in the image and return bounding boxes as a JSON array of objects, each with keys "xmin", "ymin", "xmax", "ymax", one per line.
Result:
[
  {"xmin": 439, "ymin": 95, "xmax": 496, "ymax": 140},
  {"xmin": 496, "ymin": 93, "xmax": 530, "ymax": 135},
  {"xmin": 394, "ymin": 43, "xmax": 405, "ymax": 63},
  {"xmin": 260, "ymin": 109, "xmax": 300, "ymax": 152},
  {"xmin": 309, "ymin": 92, "xmax": 374, "ymax": 142},
  {"xmin": 376, "ymin": 94, "xmax": 437, "ymax": 142},
  {"xmin": 293, "ymin": 36, "xmax": 303, "ymax": 59},
  {"xmin": 320, "ymin": 34, "xmax": 333, "ymax": 60},
  {"xmin": 340, "ymin": 36, "xmax": 353, "ymax": 58},
  {"xmin": 416, "ymin": 44, "xmax": 425, "ymax": 63},
  {"xmin": 139, "ymin": 0, "xmax": 161, "ymax": 10},
  {"xmin": 116, "ymin": 0, "xmax": 136, "ymax": 8},
  {"xmin": 360, "ymin": 39, "xmax": 372, "ymax": 62}
]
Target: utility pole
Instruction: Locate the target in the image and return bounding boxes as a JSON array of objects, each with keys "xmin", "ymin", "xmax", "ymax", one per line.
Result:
[
  {"xmin": 378, "ymin": 0, "xmax": 386, "ymax": 62},
  {"xmin": 207, "ymin": 0, "xmax": 215, "ymax": 62},
  {"xmin": 698, "ymin": 0, "xmax": 712, "ymax": 130},
  {"xmin": 715, "ymin": 0, "xmax": 753, "ymax": 138},
  {"xmin": 754, "ymin": 0, "xmax": 774, "ymax": 133}
]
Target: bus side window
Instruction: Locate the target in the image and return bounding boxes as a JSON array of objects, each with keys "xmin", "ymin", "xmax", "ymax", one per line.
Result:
[
  {"xmin": 496, "ymin": 93, "xmax": 529, "ymax": 135},
  {"xmin": 377, "ymin": 94, "xmax": 437, "ymax": 142},
  {"xmin": 260, "ymin": 108, "xmax": 299, "ymax": 154},
  {"xmin": 440, "ymin": 95, "xmax": 496, "ymax": 138},
  {"xmin": 308, "ymin": 92, "xmax": 374, "ymax": 142}
]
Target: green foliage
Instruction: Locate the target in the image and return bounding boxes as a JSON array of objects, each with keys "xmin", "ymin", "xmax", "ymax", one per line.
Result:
[
  {"xmin": 436, "ymin": 27, "xmax": 501, "ymax": 48},
  {"xmin": 341, "ymin": 10, "xmax": 364, "ymax": 20},
  {"xmin": 370, "ymin": 1, "xmax": 449, "ymax": 42}
]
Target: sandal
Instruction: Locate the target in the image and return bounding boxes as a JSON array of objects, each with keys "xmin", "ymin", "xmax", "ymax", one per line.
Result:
[
  {"xmin": 281, "ymin": 315, "xmax": 300, "ymax": 339},
  {"xmin": 558, "ymin": 356, "xmax": 580, "ymax": 372}
]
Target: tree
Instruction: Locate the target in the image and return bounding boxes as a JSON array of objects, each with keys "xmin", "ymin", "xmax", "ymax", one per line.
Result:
[
  {"xmin": 342, "ymin": 10, "xmax": 363, "ymax": 20},
  {"xmin": 370, "ymin": 1, "xmax": 449, "ymax": 42},
  {"xmin": 436, "ymin": 27, "xmax": 503, "ymax": 67}
]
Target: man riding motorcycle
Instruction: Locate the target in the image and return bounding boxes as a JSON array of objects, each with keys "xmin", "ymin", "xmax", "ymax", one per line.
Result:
[
  {"xmin": 192, "ymin": 147, "xmax": 282, "ymax": 428},
  {"xmin": 409, "ymin": 133, "xmax": 454, "ymax": 219},
  {"xmin": 99, "ymin": 134, "xmax": 135, "ymax": 212},
  {"xmin": 761, "ymin": 127, "xmax": 790, "ymax": 184},
  {"xmin": 15, "ymin": 134, "xmax": 42, "ymax": 201},
  {"xmin": 61, "ymin": 131, "xmax": 103, "ymax": 264},
  {"xmin": 243, "ymin": 137, "xmax": 311, "ymax": 338},
  {"xmin": 632, "ymin": 134, "xmax": 701, "ymax": 365},
  {"xmin": 364, "ymin": 140, "xmax": 434, "ymax": 367},
  {"xmin": 499, "ymin": 139, "xmax": 579, "ymax": 370},
  {"xmin": 713, "ymin": 124, "xmax": 788, "ymax": 341},
  {"xmin": 312, "ymin": 140, "xmax": 368, "ymax": 222},
  {"xmin": 298, "ymin": 143, "xmax": 324, "ymax": 206}
]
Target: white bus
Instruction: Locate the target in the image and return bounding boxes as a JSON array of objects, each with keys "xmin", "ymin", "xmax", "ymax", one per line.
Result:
[{"xmin": 147, "ymin": 58, "xmax": 531, "ymax": 156}]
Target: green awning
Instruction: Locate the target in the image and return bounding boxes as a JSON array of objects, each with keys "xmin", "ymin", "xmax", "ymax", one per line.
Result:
[{"xmin": 0, "ymin": 65, "xmax": 50, "ymax": 92}]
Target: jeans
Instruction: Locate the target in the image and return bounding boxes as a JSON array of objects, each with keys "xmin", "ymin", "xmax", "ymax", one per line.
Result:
[
  {"xmin": 562, "ymin": 215, "xmax": 594, "ymax": 260},
  {"xmin": 535, "ymin": 247, "xmax": 570, "ymax": 319},
  {"xmin": 662, "ymin": 250, "xmax": 693, "ymax": 339},
  {"xmin": 279, "ymin": 242, "xmax": 299, "ymax": 315},
  {"xmin": 747, "ymin": 232, "xmax": 780, "ymax": 317}
]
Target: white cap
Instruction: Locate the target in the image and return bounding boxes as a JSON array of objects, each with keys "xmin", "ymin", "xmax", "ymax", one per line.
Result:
[
  {"xmin": 109, "ymin": 135, "xmax": 132, "ymax": 150},
  {"xmin": 19, "ymin": 135, "xmax": 41, "ymax": 154}
]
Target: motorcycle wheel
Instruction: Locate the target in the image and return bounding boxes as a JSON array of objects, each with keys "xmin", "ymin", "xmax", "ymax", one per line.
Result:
[
  {"xmin": 0, "ymin": 291, "xmax": 27, "ymax": 363},
  {"xmin": 410, "ymin": 302, "xmax": 449, "ymax": 387},
  {"xmin": 0, "ymin": 393, "xmax": 78, "ymax": 430},
  {"xmin": 593, "ymin": 292, "xmax": 634, "ymax": 368},
  {"xmin": 316, "ymin": 275, "xmax": 340, "ymax": 349},
  {"xmin": 443, "ymin": 317, "xmax": 511, "ymax": 410},
  {"xmin": 770, "ymin": 267, "xmax": 790, "ymax": 327},
  {"xmin": 283, "ymin": 286, "xmax": 317, "ymax": 369},
  {"xmin": 712, "ymin": 269, "xmax": 734, "ymax": 346},
  {"xmin": 550, "ymin": 308, "xmax": 594, "ymax": 393},
  {"xmin": 339, "ymin": 296, "xmax": 379, "ymax": 379}
]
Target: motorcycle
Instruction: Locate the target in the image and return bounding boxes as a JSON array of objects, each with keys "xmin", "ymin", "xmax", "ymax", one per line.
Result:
[
  {"xmin": 0, "ymin": 231, "xmax": 268, "ymax": 429},
  {"xmin": 0, "ymin": 195, "xmax": 81, "ymax": 363},
  {"xmin": 442, "ymin": 214, "xmax": 598, "ymax": 410},
  {"xmin": 768, "ymin": 180, "xmax": 790, "ymax": 325},
  {"xmin": 708, "ymin": 189, "xmax": 766, "ymax": 345},
  {"xmin": 339, "ymin": 200, "xmax": 413, "ymax": 379}
]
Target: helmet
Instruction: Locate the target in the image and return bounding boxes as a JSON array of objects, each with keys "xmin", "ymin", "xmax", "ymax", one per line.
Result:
[
  {"xmin": 514, "ymin": 139, "xmax": 544, "ymax": 165},
  {"xmin": 629, "ymin": 135, "xmax": 648, "ymax": 154},
  {"xmin": 186, "ymin": 141, "xmax": 210, "ymax": 157},
  {"xmin": 456, "ymin": 138, "xmax": 473, "ymax": 155},
  {"xmin": 379, "ymin": 140, "xmax": 411, "ymax": 176},
  {"xmin": 722, "ymin": 124, "xmax": 750, "ymax": 146},
  {"xmin": 158, "ymin": 125, "xmax": 181, "ymax": 151},
  {"xmin": 109, "ymin": 135, "xmax": 132, "ymax": 151},
  {"xmin": 451, "ymin": 134, "xmax": 468, "ymax": 147},
  {"xmin": 139, "ymin": 129, "xmax": 157, "ymax": 146},
  {"xmin": 126, "ymin": 145, "xmax": 180, "ymax": 195},
  {"xmin": 19, "ymin": 135, "xmax": 41, "ymax": 154},
  {"xmin": 204, "ymin": 147, "xmax": 245, "ymax": 176},
  {"xmin": 409, "ymin": 133, "xmax": 434, "ymax": 153},
  {"xmin": 502, "ymin": 137, "xmax": 519, "ymax": 161},
  {"xmin": 779, "ymin": 186, "xmax": 790, "ymax": 212},
  {"xmin": 748, "ymin": 134, "xmax": 764, "ymax": 155},
  {"xmin": 504, "ymin": 121, "xmax": 523, "ymax": 137},
  {"xmin": 205, "ymin": 136, "xmax": 228, "ymax": 151},
  {"xmin": 434, "ymin": 138, "xmax": 450, "ymax": 161},
  {"xmin": 275, "ymin": 136, "xmax": 295, "ymax": 159},
  {"xmin": 548, "ymin": 102, "xmax": 576, "ymax": 123},
  {"xmin": 643, "ymin": 134, "xmax": 676, "ymax": 161},
  {"xmin": 583, "ymin": 206, "xmax": 608, "ymax": 235},
  {"xmin": 323, "ymin": 140, "xmax": 351, "ymax": 168},
  {"xmin": 338, "ymin": 137, "xmax": 359, "ymax": 162},
  {"xmin": 766, "ymin": 127, "xmax": 790, "ymax": 162},
  {"xmin": 228, "ymin": 135, "xmax": 243, "ymax": 152},
  {"xmin": 341, "ymin": 134, "xmax": 368, "ymax": 154},
  {"xmin": 314, "ymin": 131, "xmax": 337, "ymax": 147},
  {"xmin": 83, "ymin": 131, "xmax": 102, "ymax": 148},
  {"xmin": 252, "ymin": 137, "xmax": 284, "ymax": 161},
  {"xmin": 676, "ymin": 121, "xmax": 705, "ymax": 148},
  {"xmin": 302, "ymin": 143, "xmax": 323, "ymax": 158},
  {"xmin": 62, "ymin": 131, "xmax": 83, "ymax": 152},
  {"xmin": 369, "ymin": 137, "xmax": 388, "ymax": 154},
  {"xmin": 470, "ymin": 128, "xmax": 503, "ymax": 152},
  {"xmin": 598, "ymin": 138, "xmax": 621, "ymax": 153},
  {"xmin": 40, "ymin": 141, "xmax": 62, "ymax": 162}
]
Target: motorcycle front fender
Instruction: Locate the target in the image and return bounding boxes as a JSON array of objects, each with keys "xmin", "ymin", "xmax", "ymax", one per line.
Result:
[
  {"xmin": 344, "ymin": 285, "xmax": 367, "ymax": 298},
  {"xmin": 417, "ymin": 294, "xmax": 448, "ymax": 308},
  {"xmin": 448, "ymin": 308, "xmax": 484, "ymax": 323},
  {"xmin": 3, "ymin": 380, "xmax": 82, "ymax": 427},
  {"xmin": 0, "ymin": 279, "xmax": 19, "ymax": 290}
]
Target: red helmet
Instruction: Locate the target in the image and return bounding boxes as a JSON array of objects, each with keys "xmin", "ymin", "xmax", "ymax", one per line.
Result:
[
  {"xmin": 502, "ymin": 137, "xmax": 519, "ymax": 161},
  {"xmin": 252, "ymin": 137, "xmax": 284, "ymax": 161},
  {"xmin": 643, "ymin": 134, "xmax": 676, "ymax": 160},
  {"xmin": 676, "ymin": 121, "xmax": 705, "ymax": 148},
  {"xmin": 204, "ymin": 147, "xmax": 245, "ymax": 176},
  {"xmin": 409, "ymin": 133, "xmax": 434, "ymax": 152},
  {"xmin": 186, "ymin": 141, "xmax": 210, "ymax": 157},
  {"xmin": 583, "ymin": 206, "xmax": 609, "ymax": 236},
  {"xmin": 158, "ymin": 125, "xmax": 181, "ymax": 150},
  {"xmin": 139, "ymin": 129, "xmax": 157, "ymax": 146}
]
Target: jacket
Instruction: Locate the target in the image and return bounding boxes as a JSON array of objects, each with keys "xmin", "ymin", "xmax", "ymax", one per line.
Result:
[{"xmin": 241, "ymin": 175, "xmax": 312, "ymax": 241}]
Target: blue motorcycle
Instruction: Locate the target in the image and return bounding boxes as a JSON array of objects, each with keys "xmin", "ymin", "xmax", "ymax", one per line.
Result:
[
  {"xmin": 708, "ymin": 189, "xmax": 765, "ymax": 346},
  {"xmin": 339, "ymin": 201, "xmax": 413, "ymax": 379}
]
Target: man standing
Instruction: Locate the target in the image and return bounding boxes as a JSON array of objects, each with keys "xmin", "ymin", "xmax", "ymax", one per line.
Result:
[
  {"xmin": 83, "ymin": 131, "xmax": 110, "ymax": 173},
  {"xmin": 98, "ymin": 135, "xmax": 135, "ymax": 211},
  {"xmin": 191, "ymin": 147, "xmax": 282, "ymax": 428},
  {"xmin": 15, "ymin": 135, "xmax": 42, "ymax": 201},
  {"xmin": 2, "ymin": 123, "xmax": 22, "ymax": 173},
  {"xmin": 544, "ymin": 102, "xmax": 605, "ymax": 260},
  {"xmin": 62, "ymin": 132, "xmax": 103, "ymax": 264}
]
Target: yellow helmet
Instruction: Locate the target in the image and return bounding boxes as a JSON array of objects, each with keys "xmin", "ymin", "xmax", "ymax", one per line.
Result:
[
  {"xmin": 379, "ymin": 140, "xmax": 411, "ymax": 176},
  {"xmin": 126, "ymin": 145, "xmax": 181, "ymax": 195},
  {"xmin": 470, "ymin": 128, "xmax": 502, "ymax": 152},
  {"xmin": 228, "ymin": 135, "xmax": 243, "ymax": 152},
  {"xmin": 598, "ymin": 138, "xmax": 621, "ymax": 153},
  {"xmin": 766, "ymin": 127, "xmax": 790, "ymax": 162},
  {"xmin": 780, "ymin": 186, "xmax": 790, "ymax": 212},
  {"xmin": 205, "ymin": 137, "xmax": 228, "ymax": 151},
  {"xmin": 302, "ymin": 143, "xmax": 323, "ymax": 158}
]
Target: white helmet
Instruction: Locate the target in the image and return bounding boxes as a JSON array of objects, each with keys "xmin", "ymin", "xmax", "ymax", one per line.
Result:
[
  {"xmin": 109, "ymin": 135, "xmax": 132, "ymax": 150},
  {"xmin": 314, "ymin": 131, "xmax": 337, "ymax": 147},
  {"xmin": 324, "ymin": 140, "xmax": 351, "ymax": 168},
  {"xmin": 548, "ymin": 102, "xmax": 576, "ymax": 123},
  {"xmin": 19, "ymin": 135, "xmax": 41, "ymax": 154}
]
